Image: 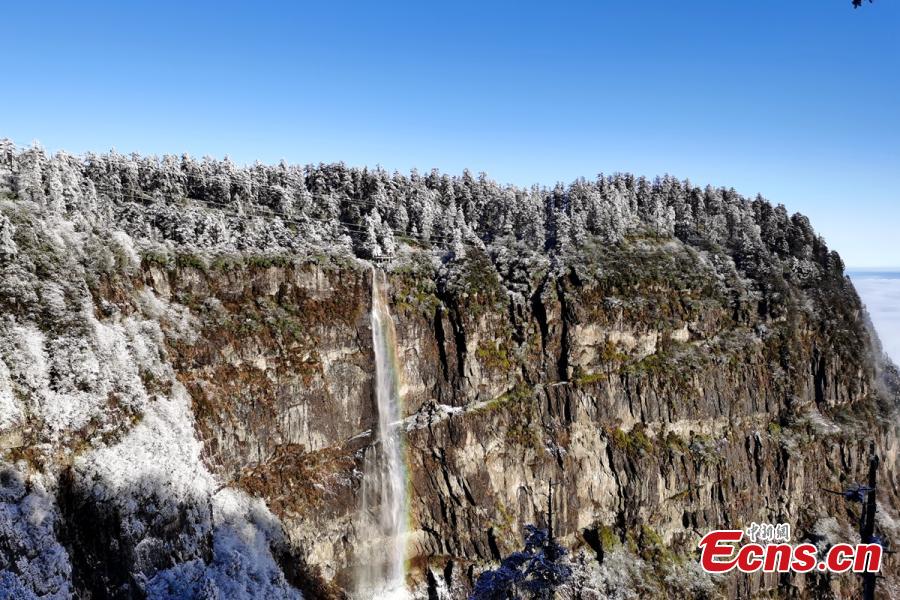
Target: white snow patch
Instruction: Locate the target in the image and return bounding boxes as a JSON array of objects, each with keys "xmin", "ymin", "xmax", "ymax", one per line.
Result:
[
  {"xmin": 80, "ymin": 378, "xmax": 301, "ymax": 598},
  {"xmin": 0, "ymin": 358, "xmax": 22, "ymax": 431},
  {"xmin": 0, "ymin": 465, "xmax": 73, "ymax": 599},
  {"xmin": 135, "ymin": 288, "xmax": 198, "ymax": 343},
  {"xmin": 82, "ymin": 383, "xmax": 214, "ymax": 499},
  {"xmin": 111, "ymin": 230, "xmax": 141, "ymax": 270}
]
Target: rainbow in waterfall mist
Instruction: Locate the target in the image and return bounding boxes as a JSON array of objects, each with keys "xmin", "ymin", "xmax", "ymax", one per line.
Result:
[{"xmin": 355, "ymin": 268, "xmax": 410, "ymax": 599}]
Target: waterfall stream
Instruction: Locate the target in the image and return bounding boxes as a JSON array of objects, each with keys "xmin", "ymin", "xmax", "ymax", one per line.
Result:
[{"xmin": 355, "ymin": 268, "xmax": 409, "ymax": 599}]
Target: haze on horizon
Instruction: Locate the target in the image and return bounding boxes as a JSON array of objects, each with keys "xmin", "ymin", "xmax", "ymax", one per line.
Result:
[
  {"xmin": 850, "ymin": 272, "xmax": 900, "ymax": 364},
  {"xmin": 1, "ymin": 0, "xmax": 897, "ymax": 268}
]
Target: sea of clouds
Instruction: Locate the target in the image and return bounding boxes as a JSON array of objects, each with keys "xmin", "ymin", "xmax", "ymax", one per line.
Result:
[{"xmin": 850, "ymin": 273, "xmax": 900, "ymax": 365}]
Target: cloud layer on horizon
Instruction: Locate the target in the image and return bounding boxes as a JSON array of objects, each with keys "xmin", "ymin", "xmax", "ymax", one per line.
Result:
[{"xmin": 850, "ymin": 275, "xmax": 900, "ymax": 365}]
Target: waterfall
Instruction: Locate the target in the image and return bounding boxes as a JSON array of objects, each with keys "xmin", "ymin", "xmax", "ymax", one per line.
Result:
[{"xmin": 355, "ymin": 268, "xmax": 409, "ymax": 599}]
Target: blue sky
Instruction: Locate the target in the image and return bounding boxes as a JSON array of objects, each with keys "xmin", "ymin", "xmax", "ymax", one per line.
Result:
[{"xmin": 2, "ymin": 1, "xmax": 898, "ymax": 267}]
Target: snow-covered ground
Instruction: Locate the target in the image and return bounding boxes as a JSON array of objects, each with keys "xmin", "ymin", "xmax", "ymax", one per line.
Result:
[
  {"xmin": 850, "ymin": 271, "xmax": 900, "ymax": 364},
  {"xmin": 0, "ymin": 205, "xmax": 303, "ymax": 598}
]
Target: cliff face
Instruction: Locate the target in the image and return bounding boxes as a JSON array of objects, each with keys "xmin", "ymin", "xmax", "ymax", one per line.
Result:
[{"xmin": 1, "ymin": 144, "xmax": 899, "ymax": 599}]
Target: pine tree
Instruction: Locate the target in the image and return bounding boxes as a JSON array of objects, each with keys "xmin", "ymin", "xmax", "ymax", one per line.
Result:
[{"xmin": 470, "ymin": 525, "xmax": 572, "ymax": 600}]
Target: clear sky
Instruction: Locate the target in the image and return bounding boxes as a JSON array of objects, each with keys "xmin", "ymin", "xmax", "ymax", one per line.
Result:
[{"xmin": 2, "ymin": 1, "xmax": 898, "ymax": 267}]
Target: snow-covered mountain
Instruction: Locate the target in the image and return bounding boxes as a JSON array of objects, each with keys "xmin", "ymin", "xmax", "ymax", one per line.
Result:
[{"xmin": 1, "ymin": 141, "xmax": 898, "ymax": 598}]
